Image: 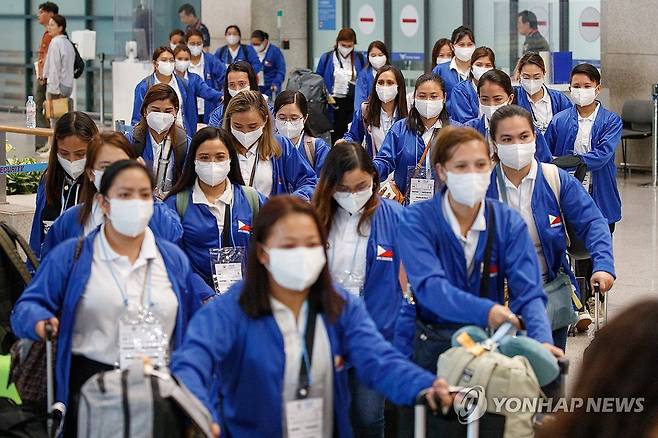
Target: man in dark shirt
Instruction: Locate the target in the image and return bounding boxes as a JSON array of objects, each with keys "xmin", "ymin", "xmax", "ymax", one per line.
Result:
[
  {"xmin": 178, "ymin": 4, "xmax": 211, "ymax": 51},
  {"xmin": 518, "ymin": 10, "xmax": 550, "ymax": 54}
]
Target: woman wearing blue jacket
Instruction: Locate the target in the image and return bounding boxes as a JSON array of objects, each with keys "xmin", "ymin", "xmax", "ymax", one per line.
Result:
[
  {"xmin": 464, "ymin": 69, "xmax": 553, "ymax": 162},
  {"xmin": 313, "ymin": 142, "xmax": 405, "ymax": 437},
  {"xmin": 486, "ymin": 105, "xmax": 615, "ymax": 350},
  {"xmin": 12, "ymin": 160, "xmax": 210, "ymax": 437},
  {"xmin": 343, "ymin": 65, "xmax": 408, "ymax": 159},
  {"xmin": 448, "ymin": 46, "xmax": 495, "ymax": 124},
  {"xmin": 185, "ymin": 29, "xmax": 227, "ymax": 124},
  {"xmin": 514, "ymin": 52, "xmax": 572, "ymax": 133},
  {"xmin": 251, "ymin": 30, "xmax": 286, "ymax": 100},
  {"xmin": 29, "ymin": 111, "xmax": 99, "ymax": 261},
  {"xmin": 431, "ymin": 26, "xmax": 475, "ymax": 103},
  {"xmin": 274, "ymin": 90, "xmax": 330, "ymax": 174},
  {"xmin": 41, "ymin": 132, "xmax": 183, "ymax": 258},
  {"xmin": 396, "ymin": 126, "xmax": 561, "ymax": 378},
  {"xmin": 353, "ymin": 40, "xmax": 391, "ymax": 112},
  {"xmin": 164, "ymin": 127, "xmax": 265, "ymax": 288},
  {"xmin": 544, "ymin": 63, "xmax": 623, "ymax": 228},
  {"xmin": 373, "ymin": 73, "xmax": 448, "ymax": 204},
  {"xmin": 171, "ymin": 195, "xmax": 451, "ymax": 437},
  {"xmin": 131, "ymin": 46, "xmax": 194, "ymax": 134},
  {"xmin": 223, "ymin": 90, "xmax": 317, "ymax": 200},
  {"xmin": 173, "ymin": 45, "xmax": 221, "ymax": 135},
  {"xmin": 316, "ymin": 28, "xmax": 367, "ymax": 144},
  {"xmin": 214, "ymin": 25, "xmax": 263, "ymax": 73}
]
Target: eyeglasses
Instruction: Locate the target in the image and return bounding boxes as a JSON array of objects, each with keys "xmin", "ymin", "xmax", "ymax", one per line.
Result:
[{"xmin": 276, "ymin": 114, "xmax": 304, "ymax": 122}]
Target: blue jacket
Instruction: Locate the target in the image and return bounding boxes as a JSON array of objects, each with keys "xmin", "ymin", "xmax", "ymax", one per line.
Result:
[
  {"xmin": 432, "ymin": 60, "xmax": 466, "ymax": 104},
  {"xmin": 131, "ymin": 74, "xmax": 195, "ymax": 135},
  {"xmin": 11, "ymin": 228, "xmax": 210, "ymax": 406},
  {"xmin": 514, "ymin": 86, "xmax": 572, "ymax": 129},
  {"xmin": 291, "ymin": 133, "xmax": 330, "ymax": 176},
  {"xmin": 448, "ymin": 79, "xmax": 479, "ymax": 124},
  {"xmin": 487, "ymin": 161, "xmax": 615, "ymax": 295},
  {"xmin": 343, "ymin": 106, "xmax": 404, "ymax": 159},
  {"xmin": 398, "ymin": 193, "xmax": 553, "ymax": 345},
  {"xmin": 258, "ymin": 43, "xmax": 286, "ymax": 98},
  {"xmin": 354, "ymin": 66, "xmax": 376, "ymax": 111},
  {"xmin": 372, "ymin": 119, "xmax": 437, "ymax": 196},
  {"xmin": 180, "ymin": 72, "xmax": 221, "ymax": 134},
  {"xmin": 207, "ymin": 97, "xmax": 273, "ymax": 128},
  {"xmin": 214, "ymin": 44, "xmax": 263, "ymax": 73},
  {"xmin": 163, "ymin": 184, "xmax": 265, "ymax": 284},
  {"xmin": 40, "ymin": 199, "xmax": 183, "ymax": 259},
  {"xmin": 124, "ymin": 129, "xmax": 191, "ymax": 186},
  {"xmin": 544, "ymin": 104, "xmax": 623, "ymax": 223},
  {"xmin": 170, "ymin": 284, "xmax": 435, "ymax": 436},
  {"xmin": 316, "ymin": 51, "xmax": 366, "ymax": 97},
  {"xmin": 464, "ymin": 115, "xmax": 553, "ymax": 163},
  {"xmin": 195, "ymin": 52, "xmax": 227, "ymax": 123}
]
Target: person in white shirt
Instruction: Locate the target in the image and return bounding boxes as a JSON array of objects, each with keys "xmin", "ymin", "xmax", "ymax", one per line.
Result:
[{"xmin": 43, "ymin": 14, "xmax": 75, "ymax": 104}]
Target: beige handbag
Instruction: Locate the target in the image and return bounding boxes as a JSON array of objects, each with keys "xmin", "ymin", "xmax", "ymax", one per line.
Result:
[{"xmin": 44, "ymin": 97, "xmax": 69, "ymax": 119}]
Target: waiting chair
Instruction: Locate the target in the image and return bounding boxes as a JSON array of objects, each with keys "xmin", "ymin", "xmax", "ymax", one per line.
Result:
[{"xmin": 620, "ymin": 100, "xmax": 653, "ymax": 175}]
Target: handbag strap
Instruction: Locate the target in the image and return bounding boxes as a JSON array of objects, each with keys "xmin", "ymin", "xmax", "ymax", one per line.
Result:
[{"xmin": 479, "ymin": 201, "xmax": 496, "ymax": 298}]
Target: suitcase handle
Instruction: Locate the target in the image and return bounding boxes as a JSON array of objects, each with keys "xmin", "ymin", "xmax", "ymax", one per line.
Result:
[{"xmin": 44, "ymin": 322, "xmax": 54, "ymax": 341}]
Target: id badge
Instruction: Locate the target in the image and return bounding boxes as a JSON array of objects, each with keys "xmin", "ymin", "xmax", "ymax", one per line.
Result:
[
  {"xmin": 407, "ymin": 166, "xmax": 435, "ymax": 205},
  {"xmin": 118, "ymin": 310, "xmax": 168, "ymax": 370},
  {"xmin": 339, "ymin": 272, "xmax": 364, "ymax": 297},
  {"xmin": 285, "ymin": 397, "xmax": 323, "ymax": 438},
  {"xmin": 210, "ymin": 247, "xmax": 246, "ymax": 294}
]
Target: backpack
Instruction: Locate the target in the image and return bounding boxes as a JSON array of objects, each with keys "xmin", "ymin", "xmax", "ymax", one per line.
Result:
[
  {"xmin": 175, "ymin": 185, "xmax": 260, "ymax": 219},
  {"xmin": 77, "ymin": 361, "xmax": 214, "ymax": 438},
  {"xmin": 0, "ymin": 222, "xmax": 39, "ymax": 355},
  {"xmin": 70, "ymin": 40, "xmax": 85, "ymax": 79},
  {"xmin": 130, "ymin": 123, "xmax": 188, "ymax": 180},
  {"xmin": 285, "ymin": 69, "xmax": 333, "ymax": 134},
  {"xmin": 303, "ymin": 137, "xmax": 317, "ymax": 169}
]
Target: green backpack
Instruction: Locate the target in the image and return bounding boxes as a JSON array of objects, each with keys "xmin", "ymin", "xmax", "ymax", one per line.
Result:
[{"xmin": 175, "ymin": 185, "xmax": 260, "ymax": 220}]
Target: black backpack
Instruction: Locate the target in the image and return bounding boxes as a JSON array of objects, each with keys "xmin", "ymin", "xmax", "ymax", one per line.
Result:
[
  {"xmin": 286, "ymin": 69, "xmax": 333, "ymax": 134},
  {"xmin": 0, "ymin": 222, "xmax": 39, "ymax": 355},
  {"xmin": 70, "ymin": 40, "xmax": 85, "ymax": 79}
]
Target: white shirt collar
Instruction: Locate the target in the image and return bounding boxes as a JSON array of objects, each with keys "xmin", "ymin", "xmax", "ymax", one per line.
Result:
[
  {"xmin": 502, "ymin": 159, "xmax": 538, "ymax": 189},
  {"xmin": 449, "ymin": 57, "xmax": 469, "ymax": 77},
  {"xmin": 153, "ymin": 73, "xmax": 175, "ymax": 87},
  {"xmin": 442, "ymin": 191, "xmax": 487, "ymax": 240},
  {"xmin": 578, "ymin": 102, "xmax": 600, "ymax": 122},
  {"xmin": 537, "ymin": 86, "xmax": 551, "ymax": 104},
  {"xmin": 191, "ymin": 54, "xmax": 204, "ymax": 68},
  {"xmin": 192, "ymin": 178, "xmax": 233, "ymax": 206},
  {"xmin": 425, "ymin": 119, "xmax": 443, "ymax": 132},
  {"xmin": 97, "ymin": 223, "xmax": 157, "ymax": 262}
]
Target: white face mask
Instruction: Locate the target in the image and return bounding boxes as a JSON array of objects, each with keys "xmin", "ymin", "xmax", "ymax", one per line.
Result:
[
  {"xmin": 415, "ymin": 99, "xmax": 444, "ymax": 119},
  {"xmin": 228, "ymin": 86, "xmax": 250, "ymax": 98},
  {"xmin": 93, "ymin": 169, "xmax": 104, "ymax": 191},
  {"xmin": 264, "ymin": 246, "xmax": 326, "ymax": 291},
  {"xmin": 188, "ymin": 45, "xmax": 203, "ymax": 57},
  {"xmin": 169, "ymin": 43, "xmax": 178, "ymax": 51},
  {"xmin": 376, "ymin": 84, "xmax": 398, "ymax": 103},
  {"xmin": 146, "ymin": 112, "xmax": 175, "ymax": 134},
  {"xmin": 175, "ymin": 59, "xmax": 190, "ymax": 73},
  {"xmin": 437, "ymin": 56, "xmax": 452, "ymax": 65},
  {"xmin": 253, "ymin": 43, "xmax": 265, "ymax": 53},
  {"xmin": 454, "ymin": 46, "xmax": 475, "ymax": 62},
  {"xmin": 333, "ymin": 182, "xmax": 373, "ymax": 215},
  {"xmin": 471, "ymin": 65, "xmax": 492, "ymax": 81},
  {"xmin": 369, "ymin": 55, "xmax": 386, "ymax": 70},
  {"xmin": 520, "ymin": 78, "xmax": 544, "ymax": 96},
  {"xmin": 337, "ymin": 45, "xmax": 353, "ymax": 58},
  {"xmin": 497, "ymin": 141, "xmax": 536, "ymax": 171},
  {"xmin": 107, "ymin": 198, "xmax": 154, "ymax": 237},
  {"xmin": 231, "ymin": 126, "xmax": 264, "ymax": 148},
  {"xmin": 275, "ymin": 119, "xmax": 305, "ymax": 140},
  {"xmin": 57, "ymin": 155, "xmax": 86, "ymax": 180},
  {"xmin": 480, "ymin": 102, "xmax": 508, "ymax": 121},
  {"xmin": 226, "ymin": 34, "xmax": 240, "ymax": 46},
  {"xmin": 445, "ymin": 170, "xmax": 492, "ymax": 208},
  {"xmin": 157, "ymin": 60, "xmax": 175, "ymax": 76},
  {"xmin": 570, "ymin": 88, "xmax": 597, "ymax": 106},
  {"xmin": 195, "ymin": 160, "xmax": 231, "ymax": 187}
]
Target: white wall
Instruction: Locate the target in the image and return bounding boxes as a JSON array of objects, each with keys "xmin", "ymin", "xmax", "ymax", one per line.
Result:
[{"xmin": 202, "ymin": 0, "xmax": 253, "ymax": 53}]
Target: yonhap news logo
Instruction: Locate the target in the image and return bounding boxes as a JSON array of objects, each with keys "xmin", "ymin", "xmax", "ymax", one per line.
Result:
[{"xmin": 453, "ymin": 386, "xmax": 487, "ymax": 424}]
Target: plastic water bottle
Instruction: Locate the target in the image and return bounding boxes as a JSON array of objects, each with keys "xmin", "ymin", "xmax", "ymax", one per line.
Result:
[{"xmin": 26, "ymin": 96, "xmax": 36, "ymax": 128}]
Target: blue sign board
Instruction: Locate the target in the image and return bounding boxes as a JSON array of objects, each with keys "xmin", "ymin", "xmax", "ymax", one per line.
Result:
[
  {"xmin": 391, "ymin": 52, "xmax": 425, "ymax": 62},
  {"xmin": 319, "ymin": 0, "xmax": 336, "ymax": 30}
]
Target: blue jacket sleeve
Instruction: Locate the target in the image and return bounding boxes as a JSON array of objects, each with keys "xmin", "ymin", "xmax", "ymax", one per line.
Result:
[
  {"xmin": 40, "ymin": 209, "xmax": 73, "ymax": 260},
  {"xmin": 282, "ymin": 138, "xmax": 318, "ymax": 200},
  {"xmin": 354, "ymin": 67, "xmax": 371, "ymax": 111},
  {"xmin": 131, "ymin": 80, "xmax": 147, "ymax": 126},
  {"xmin": 313, "ymin": 138, "xmax": 330, "ymax": 175},
  {"xmin": 11, "ymin": 240, "xmax": 77, "ymax": 341},
  {"xmin": 372, "ymin": 123, "xmax": 401, "ymax": 183},
  {"xmin": 315, "ymin": 52, "xmax": 328, "ymax": 76},
  {"xmin": 341, "ymin": 295, "xmax": 435, "ymax": 406},
  {"xmin": 211, "ymin": 59, "xmax": 227, "ymax": 91},
  {"xmin": 28, "ymin": 179, "xmax": 46, "ymax": 260},
  {"xmin": 272, "ymin": 46, "xmax": 286, "ymax": 89},
  {"xmin": 393, "ymin": 300, "xmax": 416, "ymax": 359},
  {"xmin": 558, "ymin": 170, "xmax": 615, "ymax": 277},
  {"xmin": 535, "ymin": 129, "xmax": 552, "ymax": 163},
  {"xmin": 246, "ymin": 45, "xmax": 263, "ymax": 74},
  {"xmin": 207, "ymin": 106, "xmax": 223, "ymax": 128},
  {"xmin": 398, "ymin": 206, "xmax": 496, "ymax": 327},
  {"xmin": 448, "ymin": 83, "xmax": 476, "ymax": 124},
  {"xmin": 502, "ymin": 210, "xmax": 552, "ymax": 344},
  {"xmin": 543, "ymin": 119, "xmax": 558, "ymax": 155},
  {"xmin": 192, "ymin": 74, "xmax": 221, "ymax": 103},
  {"xmin": 580, "ymin": 112, "xmax": 622, "ymax": 172},
  {"xmin": 343, "ymin": 107, "xmax": 366, "ymax": 144},
  {"xmin": 151, "ymin": 200, "xmax": 183, "ymax": 245}
]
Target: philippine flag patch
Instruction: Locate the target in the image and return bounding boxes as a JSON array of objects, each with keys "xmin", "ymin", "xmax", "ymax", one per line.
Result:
[
  {"xmin": 489, "ymin": 264, "xmax": 499, "ymax": 277},
  {"xmin": 237, "ymin": 220, "xmax": 252, "ymax": 233},
  {"xmin": 376, "ymin": 245, "xmax": 394, "ymax": 261},
  {"xmin": 548, "ymin": 214, "xmax": 562, "ymax": 228}
]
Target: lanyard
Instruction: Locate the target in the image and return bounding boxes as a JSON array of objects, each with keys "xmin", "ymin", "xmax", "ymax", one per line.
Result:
[
  {"xmin": 329, "ymin": 221, "xmax": 365, "ymax": 278},
  {"xmin": 248, "ymin": 149, "xmax": 260, "ymax": 187},
  {"xmin": 297, "ymin": 300, "xmax": 317, "ymax": 399},
  {"xmin": 60, "ymin": 178, "xmax": 80, "ymax": 215},
  {"xmin": 100, "ymin": 234, "xmax": 154, "ymax": 310},
  {"xmin": 220, "ymin": 202, "xmax": 233, "ymax": 248}
]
